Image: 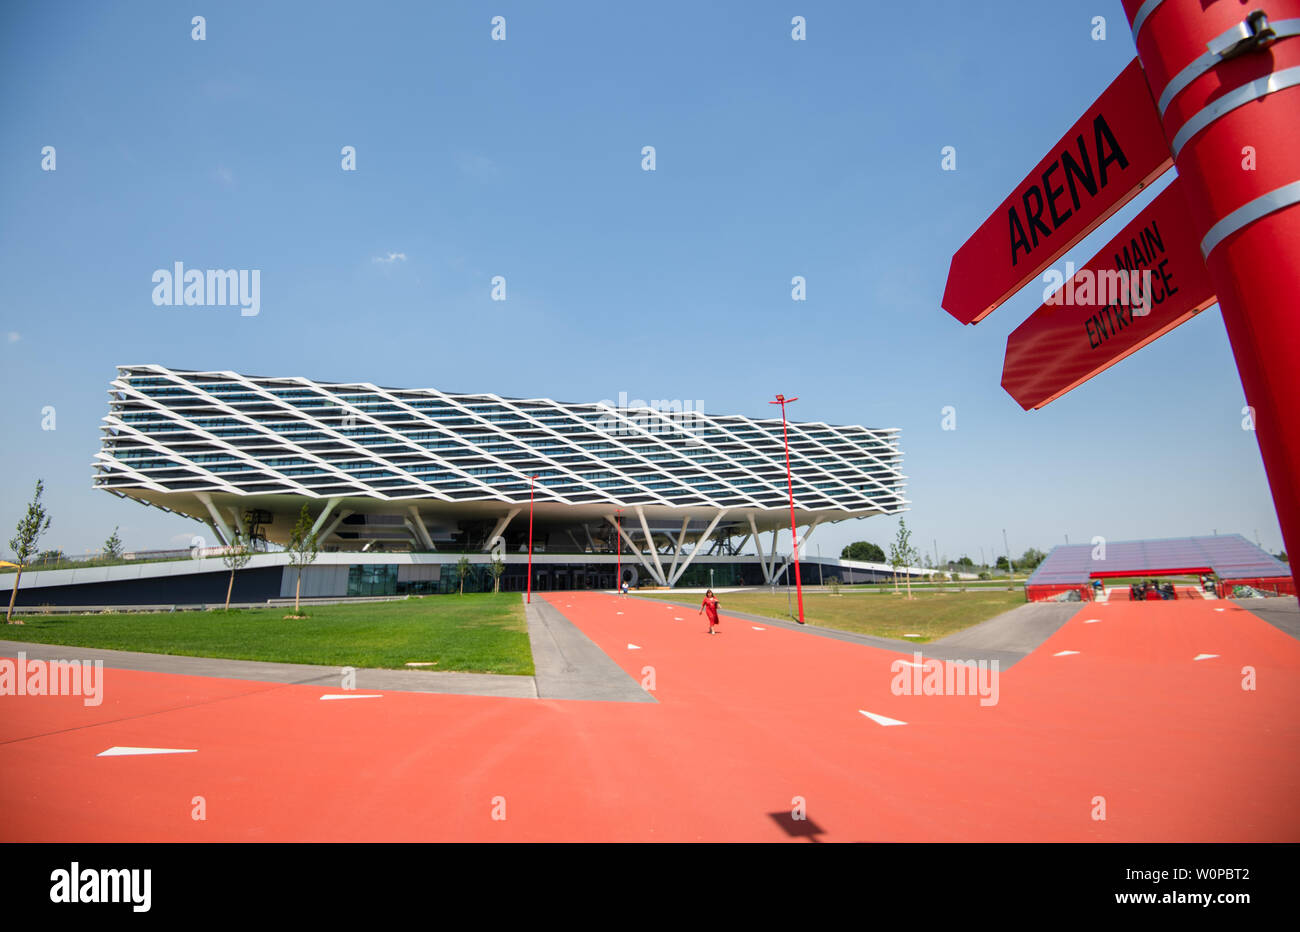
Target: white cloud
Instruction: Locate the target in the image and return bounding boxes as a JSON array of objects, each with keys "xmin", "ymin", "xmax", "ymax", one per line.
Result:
[
  {"xmin": 6, "ymin": 332, "xmax": 19, "ymax": 343},
  {"xmin": 372, "ymin": 252, "xmax": 408, "ymax": 264}
]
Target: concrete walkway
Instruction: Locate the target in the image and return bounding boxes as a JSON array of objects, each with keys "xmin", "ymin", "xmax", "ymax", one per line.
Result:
[
  {"xmin": 929, "ymin": 602, "xmax": 1083, "ymax": 663},
  {"xmin": 524, "ymin": 597, "xmax": 655, "ymax": 702},
  {"xmin": 1232, "ymin": 596, "xmax": 1300, "ymax": 639}
]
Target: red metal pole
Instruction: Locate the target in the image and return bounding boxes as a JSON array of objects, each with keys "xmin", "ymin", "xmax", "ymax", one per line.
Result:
[
  {"xmin": 1122, "ymin": 1, "xmax": 1300, "ymax": 594},
  {"xmin": 770, "ymin": 394, "xmax": 805, "ymax": 624},
  {"xmin": 615, "ymin": 508, "xmax": 622, "ymax": 593},
  {"xmin": 527, "ymin": 475, "xmax": 535, "ymax": 604}
]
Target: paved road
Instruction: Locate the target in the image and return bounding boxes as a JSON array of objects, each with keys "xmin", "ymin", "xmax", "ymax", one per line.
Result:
[
  {"xmin": 1232, "ymin": 596, "xmax": 1300, "ymax": 639},
  {"xmin": 2, "ymin": 592, "xmax": 1297, "ymax": 841}
]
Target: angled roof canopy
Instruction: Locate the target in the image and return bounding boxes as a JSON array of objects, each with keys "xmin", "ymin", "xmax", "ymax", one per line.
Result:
[{"xmin": 1027, "ymin": 534, "xmax": 1290, "ymax": 585}]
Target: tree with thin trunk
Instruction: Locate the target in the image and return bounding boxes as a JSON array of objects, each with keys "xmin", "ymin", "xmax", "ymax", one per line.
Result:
[
  {"xmin": 286, "ymin": 504, "xmax": 319, "ymax": 616},
  {"xmin": 489, "ymin": 558, "xmax": 505, "ymax": 593},
  {"xmin": 103, "ymin": 526, "xmax": 123, "ymax": 562},
  {"xmin": 457, "ymin": 555, "xmax": 471, "ymax": 595},
  {"xmin": 889, "ymin": 518, "xmax": 915, "ymax": 599},
  {"xmin": 7, "ymin": 480, "xmax": 52, "ymax": 624},
  {"xmin": 221, "ymin": 531, "xmax": 254, "ymax": 611}
]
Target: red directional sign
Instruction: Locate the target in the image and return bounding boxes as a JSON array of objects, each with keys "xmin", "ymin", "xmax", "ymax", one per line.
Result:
[
  {"xmin": 1001, "ymin": 179, "xmax": 1217, "ymax": 410},
  {"xmin": 942, "ymin": 58, "xmax": 1173, "ymax": 325}
]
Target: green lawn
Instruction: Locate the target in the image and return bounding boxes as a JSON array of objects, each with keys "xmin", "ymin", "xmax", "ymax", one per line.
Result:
[
  {"xmin": 635, "ymin": 588, "xmax": 1025, "ymax": 643},
  {"xmin": 1, "ymin": 594, "xmax": 533, "ymax": 675}
]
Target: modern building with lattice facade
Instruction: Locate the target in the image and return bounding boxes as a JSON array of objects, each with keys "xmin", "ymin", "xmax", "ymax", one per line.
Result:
[{"xmin": 90, "ymin": 364, "xmax": 910, "ymax": 593}]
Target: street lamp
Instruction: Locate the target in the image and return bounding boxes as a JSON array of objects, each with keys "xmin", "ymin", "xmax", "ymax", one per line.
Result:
[
  {"xmin": 527, "ymin": 475, "xmax": 537, "ymax": 604},
  {"xmin": 769, "ymin": 394, "xmax": 805, "ymax": 625}
]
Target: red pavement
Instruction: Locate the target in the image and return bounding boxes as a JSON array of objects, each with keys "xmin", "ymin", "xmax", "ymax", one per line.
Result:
[{"xmin": 2, "ymin": 592, "xmax": 1297, "ymax": 841}]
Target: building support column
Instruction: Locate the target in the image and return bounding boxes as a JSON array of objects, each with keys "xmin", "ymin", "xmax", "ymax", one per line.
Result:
[
  {"xmin": 772, "ymin": 517, "xmax": 823, "ymax": 584},
  {"xmin": 749, "ymin": 514, "xmax": 772, "ymax": 584},
  {"xmin": 667, "ymin": 516, "xmax": 692, "ymax": 583},
  {"xmin": 484, "ymin": 508, "xmax": 520, "ymax": 553},
  {"xmin": 196, "ymin": 492, "xmax": 234, "ymax": 546},
  {"xmin": 202, "ymin": 520, "xmax": 226, "ymax": 550},
  {"xmin": 767, "ymin": 529, "xmax": 783, "ymax": 583},
  {"xmin": 227, "ymin": 507, "xmax": 249, "ymax": 543},
  {"xmin": 311, "ymin": 497, "xmax": 343, "ymax": 538},
  {"xmin": 319, "ymin": 509, "xmax": 352, "ymax": 545},
  {"xmin": 406, "ymin": 504, "xmax": 436, "ymax": 551},
  {"xmin": 669, "ymin": 509, "xmax": 728, "ymax": 586},
  {"xmin": 605, "ymin": 514, "xmax": 665, "ymax": 586},
  {"xmin": 635, "ymin": 506, "xmax": 668, "ymax": 586}
]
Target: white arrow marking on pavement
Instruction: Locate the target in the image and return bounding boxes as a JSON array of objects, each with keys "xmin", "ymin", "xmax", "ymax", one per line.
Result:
[
  {"xmin": 628, "ymin": 644, "xmax": 641, "ymax": 650},
  {"xmin": 1083, "ymin": 618, "xmax": 1101, "ymax": 624},
  {"xmin": 1215, "ymin": 608, "xmax": 1226, "ymax": 612},
  {"xmin": 616, "ymin": 612, "xmax": 624, "ymax": 615},
  {"xmin": 319, "ymin": 694, "xmax": 383, "ymax": 700},
  {"xmin": 752, "ymin": 626, "xmax": 765, "ymax": 631},
  {"xmin": 859, "ymin": 710, "xmax": 907, "ymax": 727},
  {"xmin": 1053, "ymin": 650, "xmax": 1080, "ymax": 657},
  {"xmin": 1193, "ymin": 653, "xmax": 1219, "ymax": 661},
  {"xmin": 98, "ymin": 746, "xmax": 197, "ymax": 757}
]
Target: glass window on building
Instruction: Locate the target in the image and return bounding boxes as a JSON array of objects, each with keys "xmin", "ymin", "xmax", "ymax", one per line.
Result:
[{"xmin": 347, "ymin": 564, "xmax": 397, "ymax": 596}]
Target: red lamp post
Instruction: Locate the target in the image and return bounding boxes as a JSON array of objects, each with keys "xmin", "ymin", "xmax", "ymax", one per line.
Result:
[
  {"xmin": 769, "ymin": 394, "xmax": 805, "ymax": 625},
  {"xmin": 527, "ymin": 474, "xmax": 537, "ymax": 604}
]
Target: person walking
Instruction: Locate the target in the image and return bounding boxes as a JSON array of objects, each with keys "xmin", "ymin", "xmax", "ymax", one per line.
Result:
[{"xmin": 699, "ymin": 589, "xmax": 720, "ymax": 634}]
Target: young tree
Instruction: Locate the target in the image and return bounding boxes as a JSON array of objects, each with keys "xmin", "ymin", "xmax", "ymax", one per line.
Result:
[
  {"xmin": 221, "ymin": 531, "xmax": 254, "ymax": 611},
  {"xmin": 489, "ymin": 558, "xmax": 505, "ymax": 593},
  {"xmin": 456, "ymin": 555, "xmax": 472, "ymax": 595},
  {"xmin": 286, "ymin": 504, "xmax": 319, "ymax": 615},
  {"xmin": 6, "ymin": 480, "xmax": 52, "ymax": 624},
  {"xmin": 103, "ymin": 526, "xmax": 123, "ymax": 561},
  {"xmin": 889, "ymin": 519, "xmax": 915, "ymax": 599}
]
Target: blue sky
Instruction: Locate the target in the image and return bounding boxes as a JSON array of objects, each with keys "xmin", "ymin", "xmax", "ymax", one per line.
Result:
[{"xmin": 0, "ymin": 0, "xmax": 1284, "ymax": 563}]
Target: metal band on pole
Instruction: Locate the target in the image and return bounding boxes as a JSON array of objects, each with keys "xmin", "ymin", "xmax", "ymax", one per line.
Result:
[
  {"xmin": 1129, "ymin": 0, "xmax": 1165, "ymax": 42},
  {"xmin": 1171, "ymin": 65, "xmax": 1300, "ymax": 156},
  {"xmin": 1200, "ymin": 180, "xmax": 1300, "ymax": 257},
  {"xmin": 1158, "ymin": 18, "xmax": 1300, "ymax": 115}
]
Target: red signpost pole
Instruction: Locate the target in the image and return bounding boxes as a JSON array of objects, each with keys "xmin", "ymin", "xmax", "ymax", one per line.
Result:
[
  {"xmin": 770, "ymin": 394, "xmax": 805, "ymax": 625},
  {"xmin": 1122, "ymin": 1, "xmax": 1300, "ymax": 593},
  {"xmin": 527, "ymin": 475, "xmax": 536, "ymax": 604}
]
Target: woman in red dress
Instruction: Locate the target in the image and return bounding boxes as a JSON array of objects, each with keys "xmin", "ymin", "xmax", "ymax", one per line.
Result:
[{"xmin": 699, "ymin": 589, "xmax": 720, "ymax": 634}]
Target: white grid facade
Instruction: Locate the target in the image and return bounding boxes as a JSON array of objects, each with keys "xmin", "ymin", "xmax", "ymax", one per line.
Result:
[{"xmin": 92, "ymin": 365, "xmax": 907, "ymax": 576}]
